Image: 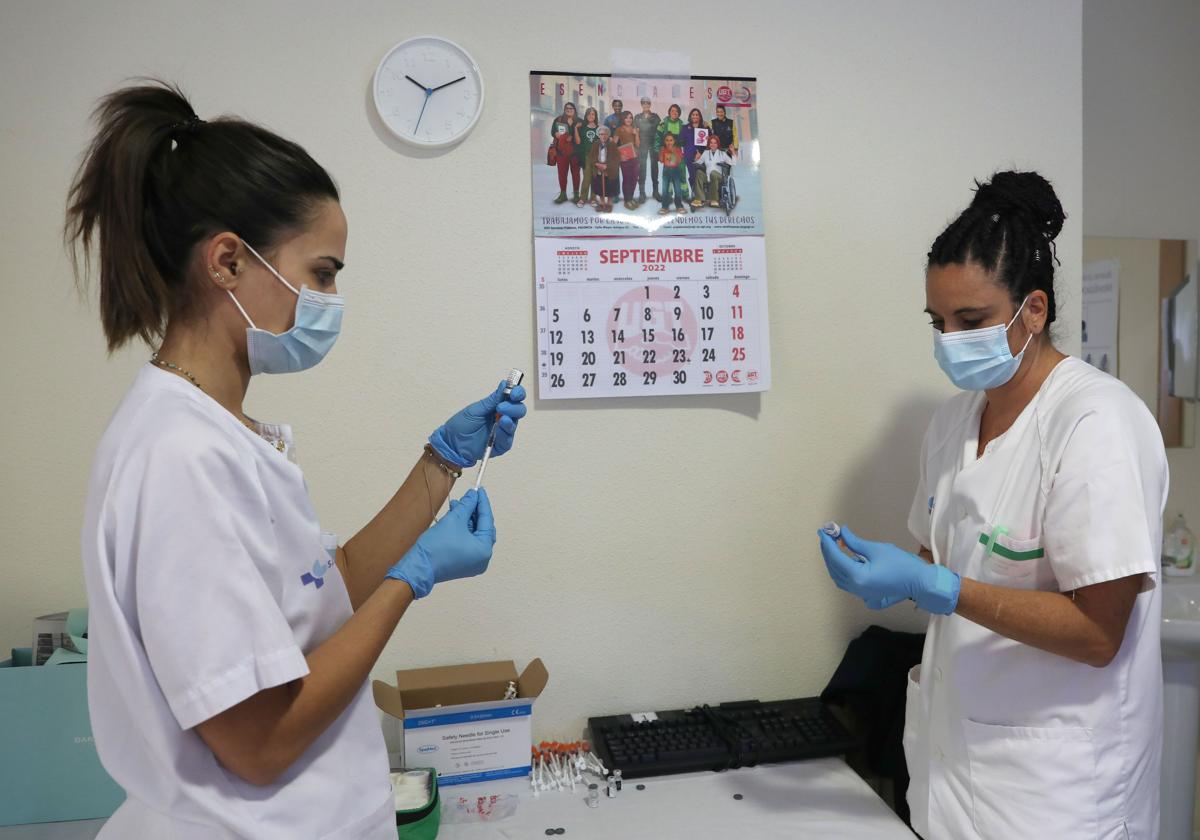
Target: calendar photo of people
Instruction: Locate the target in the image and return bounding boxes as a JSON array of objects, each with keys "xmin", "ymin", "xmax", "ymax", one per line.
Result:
[{"xmin": 530, "ymin": 72, "xmax": 762, "ymax": 238}]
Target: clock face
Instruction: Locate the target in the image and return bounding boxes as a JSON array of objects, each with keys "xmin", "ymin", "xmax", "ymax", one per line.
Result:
[{"xmin": 373, "ymin": 36, "xmax": 485, "ymax": 149}]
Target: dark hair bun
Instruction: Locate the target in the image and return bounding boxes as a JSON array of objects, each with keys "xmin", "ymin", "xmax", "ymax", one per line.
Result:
[{"xmin": 970, "ymin": 170, "xmax": 1066, "ymax": 242}]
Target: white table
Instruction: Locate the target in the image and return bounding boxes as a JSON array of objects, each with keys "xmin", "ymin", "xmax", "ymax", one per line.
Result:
[
  {"xmin": 0, "ymin": 759, "xmax": 913, "ymax": 839},
  {"xmin": 438, "ymin": 758, "xmax": 911, "ymax": 840}
]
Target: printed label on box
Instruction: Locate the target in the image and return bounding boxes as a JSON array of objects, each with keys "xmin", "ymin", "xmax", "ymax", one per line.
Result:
[{"xmin": 402, "ymin": 704, "xmax": 533, "ymax": 786}]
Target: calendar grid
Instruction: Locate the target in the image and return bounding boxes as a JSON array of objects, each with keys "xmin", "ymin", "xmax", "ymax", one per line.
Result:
[{"xmin": 535, "ymin": 238, "xmax": 770, "ymax": 399}]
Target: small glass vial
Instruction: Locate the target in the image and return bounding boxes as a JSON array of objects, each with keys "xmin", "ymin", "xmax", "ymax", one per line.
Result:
[
  {"xmin": 613, "ymin": 769, "xmax": 623, "ymax": 791},
  {"xmin": 587, "ymin": 783, "xmax": 600, "ymax": 808}
]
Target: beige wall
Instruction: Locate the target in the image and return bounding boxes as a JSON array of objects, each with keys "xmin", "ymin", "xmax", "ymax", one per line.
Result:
[
  {"xmin": 1080, "ymin": 236, "xmax": 1193, "ymax": 441},
  {"xmin": 0, "ymin": 0, "xmax": 1082, "ymax": 740},
  {"xmin": 1084, "ymin": 0, "xmax": 1200, "ymax": 536}
]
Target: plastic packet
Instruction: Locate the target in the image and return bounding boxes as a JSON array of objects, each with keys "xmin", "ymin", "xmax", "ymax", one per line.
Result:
[{"xmin": 441, "ymin": 792, "xmax": 520, "ymax": 823}]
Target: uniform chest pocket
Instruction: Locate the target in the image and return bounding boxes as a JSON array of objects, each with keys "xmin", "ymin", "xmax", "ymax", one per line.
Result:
[{"xmin": 978, "ymin": 526, "xmax": 1050, "ymax": 590}]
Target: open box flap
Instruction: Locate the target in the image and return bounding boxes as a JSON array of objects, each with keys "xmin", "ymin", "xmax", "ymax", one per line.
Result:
[
  {"xmin": 404, "ymin": 696, "xmax": 532, "ymax": 718},
  {"xmin": 395, "ymin": 660, "xmax": 517, "ymax": 692},
  {"xmin": 375, "ymin": 659, "xmax": 550, "ymax": 720},
  {"xmin": 518, "ymin": 658, "xmax": 549, "ymax": 699},
  {"xmin": 372, "ymin": 680, "xmax": 406, "ymax": 718}
]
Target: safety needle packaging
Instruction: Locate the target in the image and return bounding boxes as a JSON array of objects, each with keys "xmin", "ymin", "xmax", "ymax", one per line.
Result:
[{"xmin": 373, "ymin": 659, "xmax": 550, "ymax": 786}]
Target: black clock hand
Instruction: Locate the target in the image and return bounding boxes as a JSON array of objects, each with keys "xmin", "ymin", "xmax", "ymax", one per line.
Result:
[
  {"xmin": 430, "ymin": 75, "xmax": 466, "ymax": 93},
  {"xmin": 406, "ymin": 75, "xmax": 431, "ymax": 92}
]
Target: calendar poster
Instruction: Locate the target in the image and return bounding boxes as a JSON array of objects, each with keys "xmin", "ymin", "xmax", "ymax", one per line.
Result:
[
  {"xmin": 535, "ymin": 237, "xmax": 771, "ymax": 399},
  {"xmin": 531, "ymin": 72, "xmax": 762, "ymax": 238}
]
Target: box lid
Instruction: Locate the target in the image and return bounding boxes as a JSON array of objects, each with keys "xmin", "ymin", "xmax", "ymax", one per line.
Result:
[{"xmin": 373, "ymin": 658, "xmax": 548, "ymax": 719}]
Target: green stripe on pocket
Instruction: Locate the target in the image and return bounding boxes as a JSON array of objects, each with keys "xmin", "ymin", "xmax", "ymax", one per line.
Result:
[{"xmin": 979, "ymin": 533, "xmax": 1045, "ymax": 561}]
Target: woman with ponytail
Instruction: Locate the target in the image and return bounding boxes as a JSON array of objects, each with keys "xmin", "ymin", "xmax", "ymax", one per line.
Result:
[
  {"xmin": 817, "ymin": 171, "xmax": 1165, "ymax": 839},
  {"xmin": 69, "ymin": 81, "xmax": 526, "ymax": 839}
]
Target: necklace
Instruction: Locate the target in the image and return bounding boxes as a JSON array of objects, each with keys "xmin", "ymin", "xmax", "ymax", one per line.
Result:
[
  {"xmin": 150, "ymin": 351, "xmax": 200, "ymax": 389},
  {"xmin": 150, "ymin": 352, "xmax": 285, "ymax": 452}
]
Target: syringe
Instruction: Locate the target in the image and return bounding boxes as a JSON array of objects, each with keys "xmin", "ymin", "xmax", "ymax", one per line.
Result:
[{"xmin": 474, "ymin": 368, "xmax": 524, "ymax": 491}]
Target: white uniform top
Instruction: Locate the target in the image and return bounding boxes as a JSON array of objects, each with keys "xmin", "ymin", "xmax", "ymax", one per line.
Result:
[
  {"xmin": 696, "ymin": 149, "xmax": 733, "ymax": 176},
  {"xmin": 904, "ymin": 357, "xmax": 1166, "ymax": 840},
  {"xmin": 82, "ymin": 365, "xmax": 394, "ymax": 840}
]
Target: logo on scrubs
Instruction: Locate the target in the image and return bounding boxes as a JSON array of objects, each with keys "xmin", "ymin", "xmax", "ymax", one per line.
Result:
[{"xmin": 300, "ymin": 547, "xmax": 337, "ymax": 590}]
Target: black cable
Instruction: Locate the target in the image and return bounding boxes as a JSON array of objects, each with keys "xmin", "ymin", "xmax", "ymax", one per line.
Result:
[{"xmin": 694, "ymin": 705, "xmax": 759, "ymax": 770}]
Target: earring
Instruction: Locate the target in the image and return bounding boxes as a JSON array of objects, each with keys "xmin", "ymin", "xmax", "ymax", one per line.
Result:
[{"xmin": 209, "ymin": 266, "xmax": 224, "ymax": 286}]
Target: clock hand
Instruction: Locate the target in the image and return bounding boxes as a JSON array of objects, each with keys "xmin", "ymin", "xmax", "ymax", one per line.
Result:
[
  {"xmin": 430, "ymin": 75, "xmax": 466, "ymax": 93},
  {"xmin": 405, "ymin": 75, "xmax": 431, "ymax": 93},
  {"xmin": 413, "ymin": 90, "xmax": 431, "ymax": 135}
]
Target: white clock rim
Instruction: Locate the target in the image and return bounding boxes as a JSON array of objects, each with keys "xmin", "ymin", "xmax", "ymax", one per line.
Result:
[{"xmin": 372, "ymin": 35, "xmax": 485, "ymax": 150}]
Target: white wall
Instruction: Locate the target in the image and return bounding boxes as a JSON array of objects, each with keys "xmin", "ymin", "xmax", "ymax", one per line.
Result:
[
  {"xmin": 0, "ymin": 0, "xmax": 1082, "ymax": 740},
  {"xmin": 1084, "ymin": 0, "xmax": 1200, "ymax": 536}
]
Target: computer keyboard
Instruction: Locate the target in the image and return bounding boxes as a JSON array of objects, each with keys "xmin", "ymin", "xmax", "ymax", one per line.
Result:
[{"xmin": 587, "ymin": 697, "xmax": 859, "ymax": 780}]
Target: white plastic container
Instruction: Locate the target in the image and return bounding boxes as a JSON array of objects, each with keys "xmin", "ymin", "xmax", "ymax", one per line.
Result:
[{"xmin": 1163, "ymin": 513, "xmax": 1197, "ymax": 576}]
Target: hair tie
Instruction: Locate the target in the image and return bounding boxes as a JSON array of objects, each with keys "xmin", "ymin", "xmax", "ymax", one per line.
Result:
[{"xmin": 170, "ymin": 115, "xmax": 205, "ymax": 135}]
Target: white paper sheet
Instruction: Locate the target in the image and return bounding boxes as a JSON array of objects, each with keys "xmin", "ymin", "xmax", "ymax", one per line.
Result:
[{"xmin": 1082, "ymin": 259, "xmax": 1120, "ymax": 375}]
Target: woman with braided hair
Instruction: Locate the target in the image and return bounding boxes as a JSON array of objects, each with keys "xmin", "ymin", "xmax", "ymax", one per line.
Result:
[{"xmin": 818, "ymin": 171, "xmax": 1165, "ymax": 839}]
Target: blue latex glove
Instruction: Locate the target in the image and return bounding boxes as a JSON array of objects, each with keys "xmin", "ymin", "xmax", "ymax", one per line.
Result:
[
  {"xmin": 386, "ymin": 489, "xmax": 496, "ymax": 598},
  {"xmin": 817, "ymin": 525, "xmax": 960, "ymax": 615},
  {"xmin": 429, "ymin": 381, "xmax": 528, "ymax": 468}
]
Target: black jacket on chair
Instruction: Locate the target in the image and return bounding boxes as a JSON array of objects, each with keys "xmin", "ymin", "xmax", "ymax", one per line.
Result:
[{"xmin": 821, "ymin": 624, "xmax": 925, "ymax": 827}]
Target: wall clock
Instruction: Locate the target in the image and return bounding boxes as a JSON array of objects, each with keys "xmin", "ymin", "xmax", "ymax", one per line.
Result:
[{"xmin": 372, "ymin": 36, "xmax": 484, "ymax": 149}]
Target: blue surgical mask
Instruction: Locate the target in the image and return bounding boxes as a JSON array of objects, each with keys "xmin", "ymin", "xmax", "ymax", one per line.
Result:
[
  {"xmin": 932, "ymin": 297, "xmax": 1032, "ymax": 390},
  {"xmin": 227, "ymin": 240, "xmax": 344, "ymax": 376}
]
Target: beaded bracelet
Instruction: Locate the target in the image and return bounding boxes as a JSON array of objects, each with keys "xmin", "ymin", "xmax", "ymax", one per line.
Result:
[{"xmin": 423, "ymin": 443, "xmax": 463, "ymax": 479}]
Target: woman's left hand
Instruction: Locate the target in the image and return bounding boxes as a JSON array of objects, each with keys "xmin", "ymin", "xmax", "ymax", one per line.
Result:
[
  {"xmin": 428, "ymin": 381, "xmax": 528, "ymax": 468},
  {"xmin": 818, "ymin": 525, "xmax": 961, "ymax": 615}
]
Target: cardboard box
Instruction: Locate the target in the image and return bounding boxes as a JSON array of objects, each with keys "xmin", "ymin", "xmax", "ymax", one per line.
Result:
[
  {"xmin": 0, "ymin": 649, "xmax": 125, "ymax": 826},
  {"xmin": 374, "ymin": 659, "xmax": 548, "ymax": 787}
]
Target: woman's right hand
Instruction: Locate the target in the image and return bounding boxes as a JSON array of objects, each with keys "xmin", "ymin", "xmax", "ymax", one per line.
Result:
[{"xmin": 385, "ymin": 489, "xmax": 495, "ymax": 598}]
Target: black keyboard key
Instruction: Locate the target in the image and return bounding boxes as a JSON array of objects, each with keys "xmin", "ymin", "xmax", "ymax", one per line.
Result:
[{"xmin": 659, "ymin": 746, "xmax": 726, "ymax": 763}]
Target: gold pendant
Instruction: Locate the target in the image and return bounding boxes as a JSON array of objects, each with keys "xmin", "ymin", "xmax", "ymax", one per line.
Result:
[{"xmin": 276, "ymin": 440, "xmax": 286, "ymax": 452}]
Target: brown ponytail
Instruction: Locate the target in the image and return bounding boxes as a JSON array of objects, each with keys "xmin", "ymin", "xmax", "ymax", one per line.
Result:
[{"xmin": 65, "ymin": 80, "xmax": 339, "ymax": 351}]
